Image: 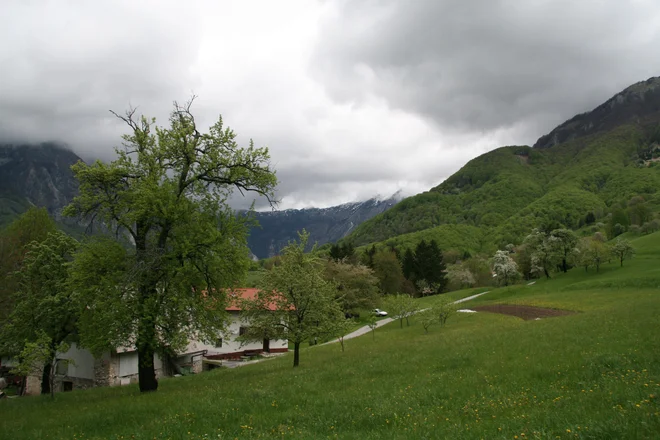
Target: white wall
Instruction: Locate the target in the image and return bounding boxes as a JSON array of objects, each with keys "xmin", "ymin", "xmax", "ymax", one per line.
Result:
[
  {"xmin": 60, "ymin": 343, "xmax": 95, "ymax": 380},
  {"xmin": 1, "ymin": 356, "xmax": 17, "ymax": 368},
  {"xmin": 180, "ymin": 312, "xmax": 287, "ymax": 361},
  {"xmin": 117, "ymin": 352, "xmax": 163, "ymax": 378},
  {"xmin": 2, "ymin": 343, "xmax": 96, "ymax": 380}
]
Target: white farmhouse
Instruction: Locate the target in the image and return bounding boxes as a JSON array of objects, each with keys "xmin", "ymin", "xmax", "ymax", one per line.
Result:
[{"xmin": 3, "ymin": 288, "xmax": 288, "ymax": 394}]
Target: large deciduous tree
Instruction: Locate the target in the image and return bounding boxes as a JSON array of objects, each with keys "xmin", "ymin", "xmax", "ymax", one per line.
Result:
[
  {"xmin": 239, "ymin": 232, "xmax": 343, "ymax": 367},
  {"xmin": 0, "ymin": 231, "xmax": 78, "ymax": 395},
  {"xmin": 64, "ymin": 98, "xmax": 277, "ymax": 392}
]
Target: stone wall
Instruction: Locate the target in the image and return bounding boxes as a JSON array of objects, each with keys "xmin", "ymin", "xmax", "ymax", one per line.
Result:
[{"xmin": 54, "ymin": 375, "xmax": 95, "ymax": 392}]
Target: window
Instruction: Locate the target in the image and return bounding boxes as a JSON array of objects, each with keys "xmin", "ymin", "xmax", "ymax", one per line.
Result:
[
  {"xmin": 239, "ymin": 326, "xmax": 249, "ymax": 336},
  {"xmin": 215, "ymin": 338, "xmax": 223, "ymax": 348},
  {"xmin": 62, "ymin": 381, "xmax": 73, "ymax": 392}
]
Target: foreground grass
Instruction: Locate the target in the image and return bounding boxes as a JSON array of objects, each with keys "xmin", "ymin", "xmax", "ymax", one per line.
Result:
[{"xmin": 2, "ymin": 235, "xmax": 660, "ymax": 439}]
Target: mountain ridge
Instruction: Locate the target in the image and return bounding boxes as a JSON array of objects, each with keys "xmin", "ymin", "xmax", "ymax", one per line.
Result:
[
  {"xmin": 534, "ymin": 76, "xmax": 660, "ymax": 149},
  {"xmin": 0, "ymin": 143, "xmax": 403, "ymax": 257},
  {"xmin": 245, "ymin": 193, "xmax": 403, "ymax": 259},
  {"xmin": 343, "ymin": 75, "xmax": 660, "ymax": 251}
]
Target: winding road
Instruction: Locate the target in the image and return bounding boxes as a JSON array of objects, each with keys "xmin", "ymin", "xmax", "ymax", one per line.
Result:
[{"xmin": 325, "ymin": 290, "xmax": 490, "ymax": 344}]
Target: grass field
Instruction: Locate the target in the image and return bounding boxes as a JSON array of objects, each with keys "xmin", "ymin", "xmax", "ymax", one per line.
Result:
[{"xmin": 1, "ymin": 234, "xmax": 659, "ymax": 439}]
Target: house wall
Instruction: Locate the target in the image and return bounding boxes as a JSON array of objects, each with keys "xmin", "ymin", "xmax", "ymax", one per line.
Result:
[
  {"xmin": 0, "ymin": 356, "xmax": 17, "ymax": 368},
  {"xmin": 179, "ymin": 312, "xmax": 288, "ymax": 364},
  {"xmin": 61, "ymin": 343, "xmax": 95, "ymax": 380},
  {"xmin": 113, "ymin": 352, "xmax": 164, "ymax": 386}
]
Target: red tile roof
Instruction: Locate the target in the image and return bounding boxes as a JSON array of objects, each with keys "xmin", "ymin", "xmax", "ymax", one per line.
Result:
[{"xmin": 225, "ymin": 288, "xmax": 280, "ymax": 311}]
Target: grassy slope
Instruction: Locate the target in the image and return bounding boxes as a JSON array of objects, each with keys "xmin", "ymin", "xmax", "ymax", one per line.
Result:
[
  {"xmin": 2, "ymin": 234, "xmax": 659, "ymax": 439},
  {"xmin": 346, "ymin": 124, "xmax": 660, "ymax": 251}
]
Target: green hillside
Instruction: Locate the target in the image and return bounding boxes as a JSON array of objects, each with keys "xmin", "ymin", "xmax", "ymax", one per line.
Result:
[
  {"xmin": 346, "ymin": 122, "xmax": 660, "ymax": 252},
  {"xmin": 3, "ymin": 231, "xmax": 659, "ymax": 439}
]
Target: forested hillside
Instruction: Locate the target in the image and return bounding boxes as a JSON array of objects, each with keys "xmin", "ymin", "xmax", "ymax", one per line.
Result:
[{"xmin": 344, "ymin": 76, "xmax": 660, "ymax": 252}]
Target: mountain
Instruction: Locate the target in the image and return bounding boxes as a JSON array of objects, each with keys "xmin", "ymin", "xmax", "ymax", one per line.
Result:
[
  {"xmin": 535, "ymin": 77, "xmax": 660, "ymax": 149},
  {"xmin": 0, "ymin": 143, "xmax": 82, "ymax": 227},
  {"xmin": 0, "ymin": 142, "xmax": 402, "ymax": 258},
  {"xmin": 343, "ymin": 76, "xmax": 660, "ymax": 253},
  {"xmin": 246, "ymin": 193, "xmax": 403, "ymax": 259}
]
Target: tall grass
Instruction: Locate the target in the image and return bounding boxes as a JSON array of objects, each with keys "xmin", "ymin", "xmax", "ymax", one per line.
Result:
[{"xmin": 1, "ymin": 233, "xmax": 659, "ymax": 439}]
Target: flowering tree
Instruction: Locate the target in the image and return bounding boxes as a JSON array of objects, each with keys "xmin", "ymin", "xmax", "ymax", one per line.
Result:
[
  {"xmin": 611, "ymin": 238, "xmax": 635, "ymax": 267},
  {"xmin": 524, "ymin": 229, "xmax": 559, "ymax": 278},
  {"xmin": 447, "ymin": 264, "xmax": 476, "ymax": 289},
  {"xmin": 492, "ymin": 250, "xmax": 521, "ymax": 286}
]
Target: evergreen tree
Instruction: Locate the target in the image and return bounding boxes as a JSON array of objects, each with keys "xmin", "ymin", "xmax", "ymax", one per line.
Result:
[
  {"xmin": 401, "ymin": 248, "xmax": 416, "ymax": 282},
  {"xmin": 364, "ymin": 245, "xmax": 377, "ymax": 268},
  {"xmin": 329, "ymin": 243, "xmax": 342, "ymax": 261},
  {"xmin": 411, "ymin": 239, "xmax": 447, "ymax": 294}
]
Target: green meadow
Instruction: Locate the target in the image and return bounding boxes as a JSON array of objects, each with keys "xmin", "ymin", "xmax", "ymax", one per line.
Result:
[{"xmin": 2, "ymin": 233, "xmax": 659, "ymax": 439}]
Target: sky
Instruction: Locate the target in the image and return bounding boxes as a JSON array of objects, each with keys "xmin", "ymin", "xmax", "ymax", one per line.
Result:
[{"xmin": 2, "ymin": 0, "xmax": 660, "ymax": 209}]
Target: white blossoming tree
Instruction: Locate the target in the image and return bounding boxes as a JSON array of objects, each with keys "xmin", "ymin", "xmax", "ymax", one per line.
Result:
[{"xmin": 492, "ymin": 250, "xmax": 521, "ymax": 286}]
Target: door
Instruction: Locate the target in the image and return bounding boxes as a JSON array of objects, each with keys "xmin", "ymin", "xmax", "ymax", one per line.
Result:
[{"xmin": 262, "ymin": 338, "xmax": 270, "ymax": 353}]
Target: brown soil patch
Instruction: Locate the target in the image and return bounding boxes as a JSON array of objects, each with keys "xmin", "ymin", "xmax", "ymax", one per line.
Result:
[{"xmin": 470, "ymin": 304, "xmax": 575, "ymax": 320}]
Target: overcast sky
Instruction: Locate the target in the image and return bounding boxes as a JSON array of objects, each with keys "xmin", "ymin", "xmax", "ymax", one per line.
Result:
[{"xmin": 2, "ymin": 0, "xmax": 660, "ymax": 209}]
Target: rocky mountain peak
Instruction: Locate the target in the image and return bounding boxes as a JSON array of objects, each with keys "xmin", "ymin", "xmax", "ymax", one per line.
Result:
[
  {"xmin": 534, "ymin": 76, "xmax": 660, "ymax": 149},
  {"xmin": 0, "ymin": 143, "xmax": 82, "ymax": 217}
]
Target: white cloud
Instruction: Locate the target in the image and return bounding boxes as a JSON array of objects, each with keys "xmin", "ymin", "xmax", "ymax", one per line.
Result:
[{"xmin": 1, "ymin": 0, "xmax": 659, "ymax": 209}]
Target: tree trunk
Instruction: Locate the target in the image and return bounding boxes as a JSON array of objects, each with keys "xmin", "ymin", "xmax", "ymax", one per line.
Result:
[
  {"xmin": 293, "ymin": 342, "xmax": 300, "ymax": 367},
  {"xmin": 137, "ymin": 315, "xmax": 158, "ymax": 392},
  {"xmin": 562, "ymin": 258, "xmax": 568, "ymax": 273},
  {"xmin": 50, "ymin": 361, "xmax": 56, "ymax": 399},
  {"xmin": 135, "ymin": 223, "xmax": 158, "ymax": 393},
  {"xmin": 41, "ymin": 362, "xmax": 51, "ymax": 395}
]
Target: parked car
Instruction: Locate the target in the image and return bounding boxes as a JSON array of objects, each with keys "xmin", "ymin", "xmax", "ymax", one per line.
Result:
[{"xmin": 373, "ymin": 308, "xmax": 388, "ymax": 317}]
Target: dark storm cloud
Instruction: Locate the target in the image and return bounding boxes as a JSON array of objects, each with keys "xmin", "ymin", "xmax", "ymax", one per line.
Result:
[
  {"xmin": 313, "ymin": 0, "xmax": 660, "ymax": 141},
  {"xmin": 0, "ymin": 1, "xmax": 201, "ymax": 159}
]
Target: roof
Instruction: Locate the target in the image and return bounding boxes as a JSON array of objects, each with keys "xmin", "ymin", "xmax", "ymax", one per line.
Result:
[{"xmin": 225, "ymin": 288, "xmax": 280, "ymax": 311}]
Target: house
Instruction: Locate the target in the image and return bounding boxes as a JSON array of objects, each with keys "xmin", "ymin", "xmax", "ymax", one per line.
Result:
[
  {"xmin": 4, "ymin": 288, "xmax": 288, "ymax": 394},
  {"xmin": 1, "ymin": 342, "xmax": 98, "ymax": 395},
  {"xmin": 176, "ymin": 288, "xmax": 289, "ymax": 373}
]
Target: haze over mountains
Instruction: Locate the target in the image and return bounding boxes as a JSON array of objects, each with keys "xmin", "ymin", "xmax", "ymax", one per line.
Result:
[
  {"xmin": 2, "ymin": 75, "xmax": 660, "ymax": 258},
  {"xmin": 0, "ymin": 142, "xmax": 403, "ymax": 257}
]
